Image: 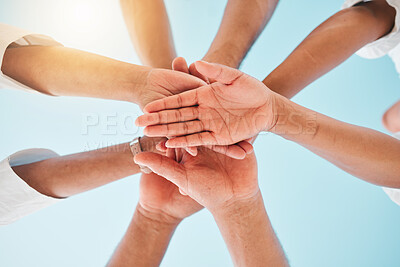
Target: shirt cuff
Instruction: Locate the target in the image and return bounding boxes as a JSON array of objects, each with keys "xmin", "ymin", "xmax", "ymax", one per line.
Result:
[
  {"xmin": 0, "ymin": 23, "xmax": 63, "ymax": 93},
  {"xmin": 0, "ymin": 148, "xmax": 61, "ymax": 225},
  {"xmin": 342, "ymin": 0, "xmax": 400, "ymax": 59}
]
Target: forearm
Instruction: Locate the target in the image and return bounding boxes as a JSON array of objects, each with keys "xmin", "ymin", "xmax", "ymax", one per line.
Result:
[
  {"xmin": 204, "ymin": 0, "xmax": 278, "ymax": 68},
  {"xmin": 272, "ymin": 97, "xmax": 400, "ymax": 187},
  {"xmin": 108, "ymin": 204, "xmax": 178, "ymax": 267},
  {"xmin": 2, "ymin": 45, "xmax": 149, "ymax": 102},
  {"xmin": 212, "ymin": 192, "xmax": 288, "ymax": 267},
  {"xmin": 11, "ymin": 137, "xmax": 162, "ymax": 198},
  {"xmin": 264, "ymin": 0, "xmax": 395, "ymax": 98},
  {"xmin": 120, "ymin": 0, "xmax": 176, "ymax": 69}
]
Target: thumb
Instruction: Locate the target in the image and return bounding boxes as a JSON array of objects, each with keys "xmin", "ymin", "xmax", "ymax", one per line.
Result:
[
  {"xmin": 172, "ymin": 57, "xmax": 189, "ymax": 73},
  {"xmin": 194, "ymin": 61, "xmax": 242, "ymax": 85},
  {"xmin": 134, "ymin": 152, "xmax": 187, "ymax": 189}
]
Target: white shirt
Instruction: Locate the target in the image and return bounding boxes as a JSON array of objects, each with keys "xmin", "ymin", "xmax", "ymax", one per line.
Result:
[
  {"xmin": 0, "ymin": 23, "xmax": 63, "ymax": 225},
  {"xmin": 342, "ymin": 1, "xmax": 400, "ymax": 206},
  {"xmin": 342, "ymin": 0, "xmax": 400, "ymax": 73}
]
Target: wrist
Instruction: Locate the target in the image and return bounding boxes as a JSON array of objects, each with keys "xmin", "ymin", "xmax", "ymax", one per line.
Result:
[
  {"xmin": 136, "ymin": 203, "xmax": 181, "ymax": 228},
  {"xmin": 125, "ymin": 66, "xmax": 152, "ymax": 106},
  {"xmin": 209, "ymin": 189, "xmax": 262, "ymax": 219},
  {"xmin": 203, "ymin": 48, "xmax": 241, "ymax": 69},
  {"xmin": 269, "ymin": 96, "xmax": 318, "ymax": 140}
]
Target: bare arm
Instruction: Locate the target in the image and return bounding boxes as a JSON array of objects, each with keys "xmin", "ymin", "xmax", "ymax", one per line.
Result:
[
  {"xmin": 11, "ymin": 137, "xmax": 163, "ymax": 198},
  {"xmin": 107, "ymin": 204, "xmax": 178, "ymax": 267},
  {"xmin": 120, "ymin": 0, "xmax": 176, "ymax": 69},
  {"xmin": 264, "ymin": 0, "xmax": 395, "ymax": 98},
  {"xmin": 1, "ymin": 45, "xmax": 205, "ymax": 110},
  {"xmin": 271, "ymin": 96, "xmax": 400, "ymax": 188},
  {"xmin": 212, "ymin": 192, "xmax": 288, "ymax": 267},
  {"xmin": 204, "ymin": 0, "xmax": 279, "ymax": 68},
  {"xmin": 2, "ymin": 46, "xmax": 148, "ymax": 101}
]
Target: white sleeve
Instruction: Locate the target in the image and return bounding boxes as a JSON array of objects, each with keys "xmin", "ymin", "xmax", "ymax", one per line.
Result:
[
  {"xmin": 0, "ymin": 23, "xmax": 63, "ymax": 93},
  {"xmin": 342, "ymin": 0, "xmax": 400, "ymax": 59},
  {"xmin": 0, "ymin": 149, "xmax": 61, "ymax": 225},
  {"xmin": 382, "ymin": 132, "xmax": 400, "ymax": 206}
]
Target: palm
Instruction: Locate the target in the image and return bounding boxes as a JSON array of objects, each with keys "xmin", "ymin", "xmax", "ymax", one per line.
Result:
[
  {"xmin": 194, "ymin": 76, "xmax": 273, "ymax": 144},
  {"xmin": 138, "ymin": 61, "xmax": 278, "ymax": 148},
  {"xmin": 139, "ymin": 69, "xmax": 206, "ymax": 110},
  {"xmin": 139, "ymin": 172, "xmax": 203, "ymax": 220}
]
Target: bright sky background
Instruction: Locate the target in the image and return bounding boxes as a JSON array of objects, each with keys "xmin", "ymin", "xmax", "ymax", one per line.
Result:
[{"xmin": 0, "ymin": 0, "xmax": 400, "ymax": 266}]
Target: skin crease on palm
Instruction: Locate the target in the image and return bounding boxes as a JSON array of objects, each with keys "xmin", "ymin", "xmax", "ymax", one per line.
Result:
[{"xmin": 136, "ymin": 60, "xmax": 280, "ymax": 148}]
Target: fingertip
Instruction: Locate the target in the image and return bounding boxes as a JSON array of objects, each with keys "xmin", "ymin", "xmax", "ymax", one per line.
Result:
[
  {"xmin": 227, "ymin": 148, "xmax": 246, "ymax": 160},
  {"xmin": 133, "ymin": 154, "xmax": 144, "ymax": 165},
  {"xmin": 135, "ymin": 117, "xmax": 141, "ymax": 127},
  {"xmin": 156, "ymin": 141, "xmax": 167, "ymax": 152},
  {"xmin": 179, "ymin": 187, "xmax": 188, "ymax": 196},
  {"xmin": 186, "ymin": 147, "xmax": 198, "ymax": 157}
]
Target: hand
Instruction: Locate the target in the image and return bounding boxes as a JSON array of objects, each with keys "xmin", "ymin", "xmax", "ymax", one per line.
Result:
[
  {"xmin": 134, "ymin": 146, "xmax": 259, "ymax": 212},
  {"xmin": 136, "ymin": 68, "xmax": 206, "ymax": 110},
  {"xmin": 136, "ymin": 61, "xmax": 280, "ymax": 148},
  {"xmin": 165, "ymin": 57, "xmax": 254, "ymax": 159},
  {"xmin": 138, "ymin": 171, "xmax": 203, "ymax": 224}
]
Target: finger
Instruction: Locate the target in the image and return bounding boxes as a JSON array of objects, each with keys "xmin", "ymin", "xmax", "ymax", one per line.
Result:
[
  {"xmin": 136, "ymin": 107, "xmax": 199, "ymax": 127},
  {"xmin": 194, "ymin": 61, "xmax": 243, "ymax": 85},
  {"xmin": 172, "ymin": 57, "xmax": 189, "ymax": 73},
  {"xmin": 165, "ymin": 132, "xmax": 217, "ymax": 148},
  {"xmin": 185, "ymin": 146, "xmax": 198, "ymax": 157},
  {"xmin": 189, "ymin": 63, "xmax": 209, "ymax": 83},
  {"xmin": 134, "ymin": 152, "xmax": 187, "ymax": 189},
  {"xmin": 166, "ymin": 147, "xmax": 176, "ymax": 160},
  {"xmin": 156, "ymin": 141, "xmax": 167, "ymax": 152},
  {"xmin": 237, "ymin": 140, "xmax": 254, "ymax": 154},
  {"xmin": 143, "ymin": 89, "xmax": 200, "ymax": 113},
  {"xmin": 209, "ymin": 144, "xmax": 246, "ymax": 160},
  {"xmin": 144, "ymin": 120, "xmax": 205, "ymax": 137}
]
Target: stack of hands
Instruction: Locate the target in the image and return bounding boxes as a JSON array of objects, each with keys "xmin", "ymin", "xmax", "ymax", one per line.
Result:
[{"xmin": 108, "ymin": 58, "xmax": 288, "ymax": 267}]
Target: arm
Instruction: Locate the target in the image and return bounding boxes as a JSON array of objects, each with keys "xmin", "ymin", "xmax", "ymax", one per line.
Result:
[
  {"xmin": 11, "ymin": 137, "xmax": 163, "ymax": 198},
  {"xmin": 264, "ymin": 0, "xmax": 395, "ymax": 98},
  {"xmin": 212, "ymin": 192, "xmax": 287, "ymax": 267},
  {"xmin": 271, "ymin": 97, "xmax": 400, "ymax": 188},
  {"xmin": 107, "ymin": 204, "xmax": 179, "ymax": 267},
  {"xmin": 1, "ymin": 45, "xmax": 205, "ymax": 110},
  {"xmin": 137, "ymin": 62, "xmax": 400, "ymax": 188},
  {"xmin": 204, "ymin": 0, "xmax": 279, "ymax": 68},
  {"xmin": 120, "ymin": 0, "xmax": 176, "ymax": 69},
  {"xmin": 134, "ymin": 146, "xmax": 288, "ymax": 266},
  {"xmin": 108, "ymin": 170, "xmax": 202, "ymax": 266}
]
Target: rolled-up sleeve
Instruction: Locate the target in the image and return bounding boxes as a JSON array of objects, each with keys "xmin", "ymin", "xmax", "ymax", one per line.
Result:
[
  {"xmin": 342, "ymin": 0, "xmax": 400, "ymax": 59},
  {"xmin": 0, "ymin": 149, "xmax": 61, "ymax": 225},
  {"xmin": 0, "ymin": 23, "xmax": 63, "ymax": 92}
]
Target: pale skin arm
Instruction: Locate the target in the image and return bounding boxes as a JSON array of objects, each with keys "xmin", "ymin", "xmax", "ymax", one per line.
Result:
[
  {"xmin": 2, "ymin": 46, "xmax": 148, "ymax": 101},
  {"xmin": 203, "ymin": 0, "xmax": 279, "ymax": 68},
  {"xmin": 264, "ymin": 0, "xmax": 395, "ymax": 98},
  {"xmin": 1, "ymin": 45, "xmax": 207, "ymax": 110},
  {"xmin": 11, "ymin": 136, "xmax": 163, "ymax": 198},
  {"xmin": 120, "ymin": 0, "xmax": 176, "ymax": 69}
]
